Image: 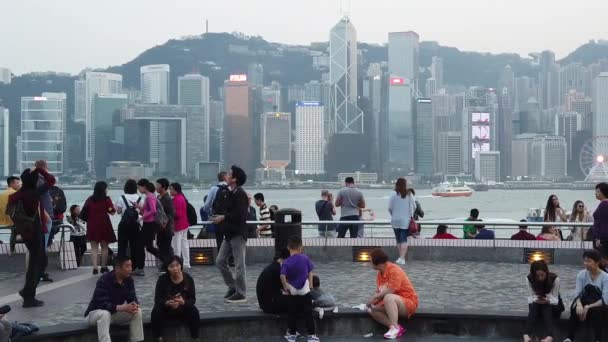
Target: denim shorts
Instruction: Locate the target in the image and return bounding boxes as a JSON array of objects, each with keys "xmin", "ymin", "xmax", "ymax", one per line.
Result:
[{"xmin": 393, "ymin": 228, "xmax": 409, "ymax": 244}]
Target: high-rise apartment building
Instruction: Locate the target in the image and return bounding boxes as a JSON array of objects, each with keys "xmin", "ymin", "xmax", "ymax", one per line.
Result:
[
  {"xmin": 415, "ymin": 98, "xmax": 433, "ymax": 175},
  {"xmin": 437, "ymin": 131, "xmax": 462, "ymax": 175},
  {"xmin": 20, "ymin": 94, "xmax": 66, "ymax": 174},
  {"xmin": 329, "ymin": 16, "xmax": 363, "ymax": 134},
  {"xmin": 474, "ymin": 151, "xmax": 501, "ymax": 182},
  {"xmin": 224, "ymin": 75, "xmax": 253, "ymax": 173},
  {"xmin": 295, "ymin": 102, "xmax": 325, "ymax": 175},
  {"xmin": 140, "ymin": 64, "xmax": 170, "ymax": 105},
  {"xmin": 0, "ymin": 68, "xmax": 11, "ymax": 84},
  {"xmin": 260, "ymin": 112, "xmax": 291, "ymax": 169},
  {"xmin": 594, "ymin": 72, "xmax": 608, "ymax": 139},
  {"xmin": 531, "ymin": 136, "xmax": 567, "ymax": 180}
]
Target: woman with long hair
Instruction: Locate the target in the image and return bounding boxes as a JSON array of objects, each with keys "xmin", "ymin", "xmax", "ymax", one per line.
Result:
[
  {"xmin": 66, "ymin": 205, "xmax": 87, "ymax": 267},
  {"xmin": 568, "ymin": 200, "xmax": 593, "ymax": 241},
  {"xmin": 151, "ymin": 255, "xmax": 200, "ymax": 341},
  {"xmin": 169, "ymin": 182, "xmax": 191, "ymax": 268},
  {"xmin": 388, "ymin": 178, "xmax": 416, "ymax": 265},
  {"xmin": 537, "ymin": 226, "xmax": 560, "ymax": 241},
  {"xmin": 523, "ymin": 260, "xmax": 561, "ymax": 342},
  {"xmin": 82, "ymin": 181, "xmax": 116, "ymax": 274},
  {"xmin": 543, "ymin": 195, "xmax": 567, "ymax": 240}
]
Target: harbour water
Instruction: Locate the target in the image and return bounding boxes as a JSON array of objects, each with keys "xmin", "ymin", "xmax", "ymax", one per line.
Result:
[{"xmin": 52, "ymin": 188, "xmax": 597, "ymax": 238}]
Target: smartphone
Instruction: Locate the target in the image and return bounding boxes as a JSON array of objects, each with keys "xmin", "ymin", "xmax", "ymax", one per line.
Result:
[{"xmin": 0, "ymin": 305, "xmax": 11, "ymax": 315}]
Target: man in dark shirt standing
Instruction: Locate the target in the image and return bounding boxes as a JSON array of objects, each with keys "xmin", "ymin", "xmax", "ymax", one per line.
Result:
[
  {"xmin": 511, "ymin": 220, "xmax": 536, "ymax": 240},
  {"xmin": 85, "ymin": 256, "xmax": 143, "ymax": 342},
  {"xmin": 156, "ymin": 178, "xmax": 175, "ymax": 271},
  {"xmin": 213, "ymin": 165, "xmax": 249, "ymax": 303},
  {"xmin": 316, "ymin": 190, "xmax": 336, "ymax": 237}
]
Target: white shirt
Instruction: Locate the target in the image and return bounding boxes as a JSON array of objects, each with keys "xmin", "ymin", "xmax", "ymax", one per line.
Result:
[{"xmin": 115, "ymin": 193, "xmax": 141, "ymax": 216}]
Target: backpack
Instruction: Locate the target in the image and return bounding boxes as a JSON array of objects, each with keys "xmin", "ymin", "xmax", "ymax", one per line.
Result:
[
  {"xmin": 6, "ymin": 200, "xmax": 38, "ymax": 240},
  {"xmin": 154, "ymin": 197, "xmax": 169, "ymax": 229},
  {"xmin": 119, "ymin": 195, "xmax": 141, "ymax": 226},
  {"xmin": 211, "ymin": 184, "xmax": 231, "ymax": 215},
  {"xmin": 186, "ymin": 201, "xmax": 198, "ymax": 226}
]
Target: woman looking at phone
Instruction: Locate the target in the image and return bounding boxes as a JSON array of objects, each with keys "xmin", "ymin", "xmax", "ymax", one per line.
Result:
[{"xmin": 151, "ymin": 256, "xmax": 200, "ymax": 341}]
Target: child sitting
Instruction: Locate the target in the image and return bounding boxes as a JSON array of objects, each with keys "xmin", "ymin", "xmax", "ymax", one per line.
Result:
[
  {"xmin": 66, "ymin": 205, "xmax": 87, "ymax": 267},
  {"xmin": 280, "ymin": 235, "xmax": 319, "ymax": 342},
  {"xmin": 311, "ymin": 275, "xmax": 338, "ymax": 319}
]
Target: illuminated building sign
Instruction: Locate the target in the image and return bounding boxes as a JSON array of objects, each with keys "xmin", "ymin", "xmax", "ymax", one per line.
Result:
[
  {"xmin": 229, "ymin": 74, "xmax": 247, "ymax": 82},
  {"xmin": 390, "ymin": 77, "xmax": 406, "ymax": 86},
  {"xmin": 471, "ymin": 112, "xmax": 490, "ymax": 157},
  {"xmin": 296, "ymin": 101, "xmax": 322, "ymax": 107}
]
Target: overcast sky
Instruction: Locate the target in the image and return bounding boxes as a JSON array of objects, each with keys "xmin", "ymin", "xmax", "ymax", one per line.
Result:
[{"xmin": 2, "ymin": 0, "xmax": 607, "ymax": 75}]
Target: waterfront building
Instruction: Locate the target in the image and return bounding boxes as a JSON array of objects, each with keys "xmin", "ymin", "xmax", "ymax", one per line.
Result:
[
  {"xmin": 20, "ymin": 94, "xmax": 66, "ymax": 174},
  {"xmin": 415, "ymin": 98, "xmax": 433, "ymax": 175},
  {"xmin": 474, "ymin": 151, "xmax": 501, "ymax": 183},
  {"xmin": 531, "ymin": 136, "xmax": 567, "ymax": 180},
  {"xmin": 555, "ymin": 112, "xmax": 581, "ymax": 164},
  {"xmin": 106, "ymin": 161, "xmax": 154, "ymax": 181},
  {"xmin": 337, "ymin": 172, "xmax": 378, "ymax": 185},
  {"xmin": 91, "ymin": 94, "xmax": 128, "ymax": 178},
  {"xmin": 386, "ymin": 76, "xmax": 414, "ymax": 177},
  {"xmin": 295, "ymin": 102, "xmax": 325, "ymax": 175},
  {"xmin": 140, "ymin": 64, "xmax": 170, "ymax": 105},
  {"xmin": 511, "ymin": 133, "xmax": 540, "ymax": 178},
  {"xmin": 260, "ymin": 112, "xmax": 291, "ymax": 170},
  {"xmin": 437, "ymin": 131, "xmax": 462, "ymax": 175}
]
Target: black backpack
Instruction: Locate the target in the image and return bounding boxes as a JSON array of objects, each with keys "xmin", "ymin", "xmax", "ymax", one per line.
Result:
[
  {"xmin": 6, "ymin": 200, "xmax": 38, "ymax": 240},
  {"xmin": 120, "ymin": 195, "xmax": 141, "ymax": 226},
  {"xmin": 211, "ymin": 184, "xmax": 231, "ymax": 215},
  {"xmin": 186, "ymin": 201, "xmax": 198, "ymax": 226}
]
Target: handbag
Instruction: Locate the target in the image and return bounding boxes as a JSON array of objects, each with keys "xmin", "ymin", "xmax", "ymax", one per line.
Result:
[{"xmin": 408, "ymin": 217, "xmax": 419, "ymax": 234}]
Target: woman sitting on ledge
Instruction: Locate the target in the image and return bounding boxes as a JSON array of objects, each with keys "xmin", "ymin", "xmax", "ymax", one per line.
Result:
[
  {"xmin": 151, "ymin": 256, "xmax": 200, "ymax": 342},
  {"xmin": 367, "ymin": 248, "xmax": 418, "ymax": 340},
  {"xmin": 523, "ymin": 260, "xmax": 563, "ymax": 342}
]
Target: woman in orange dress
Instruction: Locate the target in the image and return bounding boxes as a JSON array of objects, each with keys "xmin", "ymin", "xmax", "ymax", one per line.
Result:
[{"xmin": 367, "ymin": 248, "xmax": 418, "ymax": 340}]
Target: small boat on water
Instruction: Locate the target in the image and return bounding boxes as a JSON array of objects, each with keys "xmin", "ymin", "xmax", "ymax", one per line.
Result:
[
  {"xmin": 431, "ymin": 183, "xmax": 474, "ymax": 197},
  {"xmin": 472, "ymin": 183, "xmax": 489, "ymax": 192},
  {"xmin": 526, "ymin": 208, "xmax": 544, "ymax": 222}
]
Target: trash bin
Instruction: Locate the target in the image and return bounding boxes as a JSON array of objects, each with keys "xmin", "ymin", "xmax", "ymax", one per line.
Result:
[{"xmin": 273, "ymin": 208, "xmax": 302, "ymax": 257}]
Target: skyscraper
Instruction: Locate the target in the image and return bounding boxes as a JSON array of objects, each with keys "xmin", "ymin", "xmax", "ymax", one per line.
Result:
[
  {"xmin": 261, "ymin": 82, "xmax": 282, "ymax": 112},
  {"xmin": 209, "ymin": 100, "xmax": 224, "ymax": 166},
  {"xmin": 178, "ymin": 74, "xmax": 210, "ymax": 107},
  {"xmin": 0, "ymin": 105, "xmax": 9, "ymax": 176},
  {"xmin": 295, "ymin": 102, "xmax": 325, "ymax": 175},
  {"xmin": 415, "ymin": 98, "xmax": 433, "ymax": 175},
  {"xmin": 425, "ymin": 78, "xmax": 437, "ymax": 97},
  {"xmin": 329, "ymin": 16, "xmax": 363, "ymax": 134},
  {"xmin": 224, "ymin": 75, "xmax": 253, "ymax": 173},
  {"xmin": 555, "ymin": 112, "xmax": 581, "ymax": 164},
  {"xmin": 247, "ymin": 63, "xmax": 264, "ymax": 88},
  {"xmin": 260, "ymin": 112, "xmax": 291, "ymax": 169},
  {"xmin": 437, "ymin": 131, "xmax": 462, "ymax": 175},
  {"xmin": 91, "ymin": 94, "xmax": 128, "ymax": 178},
  {"xmin": 462, "ymin": 87, "xmax": 497, "ymax": 174},
  {"xmin": 431, "ymin": 57, "xmax": 444, "ymax": 89},
  {"xmin": 387, "ymin": 76, "xmax": 414, "ymax": 176},
  {"xmin": 75, "ymin": 72, "xmax": 123, "ymax": 168},
  {"xmin": 140, "ymin": 64, "xmax": 170, "ymax": 105},
  {"xmin": 511, "ymin": 133, "xmax": 539, "ymax": 178},
  {"xmin": 594, "ymin": 72, "xmax": 608, "ymax": 138},
  {"xmin": 20, "ymin": 94, "xmax": 66, "ymax": 174},
  {"xmin": 560, "ymin": 63, "xmax": 588, "ymax": 99},
  {"xmin": 570, "ymin": 96, "xmax": 593, "ymax": 132},
  {"xmin": 0, "ymin": 68, "xmax": 11, "ymax": 84},
  {"xmin": 539, "ymin": 51, "xmax": 560, "ymax": 109},
  {"xmin": 388, "ymin": 31, "xmax": 419, "ymax": 90},
  {"xmin": 474, "ymin": 151, "xmax": 501, "ymax": 182},
  {"xmin": 497, "ymin": 86, "xmax": 514, "ymax": 179},
  {"xmin": 531, "ymin": 136, "xmax": 567, "ymax": 180}
]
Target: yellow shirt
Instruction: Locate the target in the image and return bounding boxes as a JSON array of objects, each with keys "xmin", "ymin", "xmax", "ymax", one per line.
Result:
[{"xmin": 0, "ymin": 188, "xmax": 16, "ymax": 226}]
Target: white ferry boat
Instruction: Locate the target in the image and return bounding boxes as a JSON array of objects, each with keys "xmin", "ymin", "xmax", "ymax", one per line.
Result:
[{"xmin": 431, "ymin": 183, "xmax": 474, "ymax": 197}]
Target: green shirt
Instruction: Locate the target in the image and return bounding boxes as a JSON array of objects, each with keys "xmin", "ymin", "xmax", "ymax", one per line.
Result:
[{"xmin": 463, "ymin": 218, "xmax": 476, "ymax": 239}]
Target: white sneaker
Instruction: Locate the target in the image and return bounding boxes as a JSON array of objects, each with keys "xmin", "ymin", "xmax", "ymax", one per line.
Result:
[
  {"xmin": 383, "ymin": 325, "xmax": 400, "ymax": 339},
  {"xmin": 308, "ymin": 335, "xmax": 320, "ymax": 342},
  {"xmin": 396, "ymin": 258, "xmax": 406, "ymax": 265},
  {"xmin": 284, "ymin": 334, "xmax": 297, "ymax": 342},
  {"xmin": 562, "ymin": 339, "xmax": 572, "ymax": 342}
]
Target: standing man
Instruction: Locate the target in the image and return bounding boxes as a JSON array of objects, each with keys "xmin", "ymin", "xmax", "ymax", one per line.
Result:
[
  {"xmin": 254, "ymin": 193, "xmax": 271, "ymax": 238},
  {"xmin": 335, "ymin": 177, "xmax": 366, "ymax": 238},
  {"xmin": 34, "ymin": 161, "xmax": 55, "ymax": 283},
  {"xmin": 203, "ymin": 172, "xmax": 227, "ymax": 250},
  {"xmin": 155, "ymin": 178, "xmax": 175, "ymax": 271},
  {"xmin": 212, "ymin": 165, "xmax": 249, "ymax": 303},
  {"xmin": 463, "ymin": 209, "xmax": 480, "ymax": 239},
  {"xmin": 315, "ymin": 190, "xmax": 336, "ymax": 237},
  {"xmin": 85, "ymin": 256, "xmax": 144, "ymax": 342},
  {"xmin": 0, "ymin": 176, "xmax": 21, "ymax": 254}
]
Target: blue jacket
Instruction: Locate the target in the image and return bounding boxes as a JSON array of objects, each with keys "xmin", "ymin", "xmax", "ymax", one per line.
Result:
[
  {"xmin": 475, "ymin": 229, "xmax": 495, "ymax": 240},
  {"xmin": 85, "ymin": 271, "xmax": 138, "ymax": 316}
]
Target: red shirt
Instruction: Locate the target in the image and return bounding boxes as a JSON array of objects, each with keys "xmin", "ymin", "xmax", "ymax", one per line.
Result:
[
  {"xmin": 432, "ymin": 233, "xmax": 458, "ymax": 239},
  {"xmin": 511, "ymin": 230, "xmax": 536, "ymax": 240}
]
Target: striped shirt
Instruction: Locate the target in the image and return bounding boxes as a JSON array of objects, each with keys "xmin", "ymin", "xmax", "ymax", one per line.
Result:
[{"xmin": 259, "ymin": 204, "xmax": 272, "ymax": 236}]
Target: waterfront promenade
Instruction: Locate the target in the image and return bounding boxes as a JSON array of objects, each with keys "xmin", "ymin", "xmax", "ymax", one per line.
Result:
[{"xmin": 0, "ymin": 260, "xmax": 582, "ymax": 336}]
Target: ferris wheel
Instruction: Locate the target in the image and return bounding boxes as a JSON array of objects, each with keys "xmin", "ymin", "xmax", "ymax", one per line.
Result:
[{"xmin": 580, "ymin": 136, "xmax": 608, "ymax": 181}]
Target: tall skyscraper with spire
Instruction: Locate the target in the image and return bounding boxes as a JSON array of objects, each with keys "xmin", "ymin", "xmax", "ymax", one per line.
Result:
[{"xmin": 329, "ymin": 16, "xmax": 363, "ymax": 135}]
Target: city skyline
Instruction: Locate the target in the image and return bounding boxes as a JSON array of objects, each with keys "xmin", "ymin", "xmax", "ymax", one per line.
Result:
[{"xmin": 2, "ymin": 0, "xmax": 607, "ymax": 74}]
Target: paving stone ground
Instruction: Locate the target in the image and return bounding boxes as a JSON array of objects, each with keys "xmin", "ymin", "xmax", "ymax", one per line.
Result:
[{"xmin": 1, "ymin": 260, "xmax": 582, "ymax": 328}]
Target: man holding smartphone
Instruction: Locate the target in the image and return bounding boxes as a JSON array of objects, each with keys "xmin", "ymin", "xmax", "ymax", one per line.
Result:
[{"xmin": 85, "ymin": 256, "xmax": 143, "ymax": 342}]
